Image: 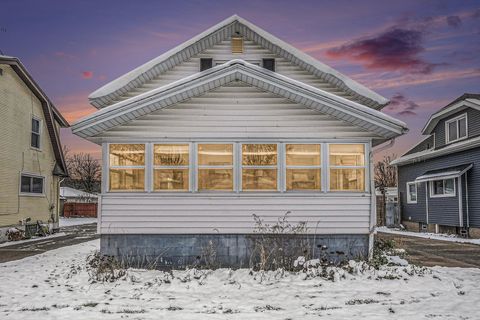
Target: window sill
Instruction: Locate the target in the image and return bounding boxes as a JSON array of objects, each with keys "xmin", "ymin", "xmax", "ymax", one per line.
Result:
[
  {"xmin": 19, "ymin": 193, "xmax": 45, "ymax": 197},
  {"xmin": 30, "ymin": 147, "xmax": 42, "ymax": 152},
  {"xmin": 429, "ymin": 194, "xmax": 456, "ymax": 198},
  {"xmin": 446, "ymin": 136, "xmax": 468, "ymax": 145}
]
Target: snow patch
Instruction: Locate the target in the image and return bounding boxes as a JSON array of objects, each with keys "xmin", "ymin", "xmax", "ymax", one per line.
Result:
[{"xmin": 376, "ymin": 226, "xmax": 480, "ymax": 245}]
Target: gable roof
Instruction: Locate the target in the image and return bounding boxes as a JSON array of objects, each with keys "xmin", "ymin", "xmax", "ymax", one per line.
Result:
[
  {"xmin": 88, "ymin": 15, "xmax": 389, "ymax": 110},
  {"xmin": 73, "ymin": 60, "xmax": 406, "ymax": 142},
  {"xmin": 0, "ymin": 55, "xmax": 69, "ymax": 176},
  {"xmin": 422, "ymin": 93, "xmax": 480, "ymax": 134}
]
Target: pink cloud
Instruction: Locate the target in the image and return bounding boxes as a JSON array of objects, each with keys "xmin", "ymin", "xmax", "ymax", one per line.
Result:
[{"xmin": 82, "ymin": 71, "xmax": 93, "ymax": 79}]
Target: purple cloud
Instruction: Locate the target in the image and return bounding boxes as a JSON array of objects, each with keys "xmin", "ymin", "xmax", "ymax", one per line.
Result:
[
  {"xmin": 446, "ymin": 15, "xmax": 462, "ymax": 28},
  {"xmin": 326, "ymin": 28, "xmax": 438, "ymax": 74},
  {"xmin": 387, "ymin": 93, "xmax": 421, "ymax": 116}
]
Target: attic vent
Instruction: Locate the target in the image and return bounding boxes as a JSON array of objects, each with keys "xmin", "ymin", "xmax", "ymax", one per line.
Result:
[{"xmin": 231, "ymin": 36, "xmax": 244, "ymax": 54}]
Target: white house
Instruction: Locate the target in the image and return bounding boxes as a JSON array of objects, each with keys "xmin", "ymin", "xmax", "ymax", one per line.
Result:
[
  {"xmin": 72, "ymin": 15, "xmax": 407, "ymax": 267},
  {"xmin": 60, "ymin": 187, "xmax": 98, "ymax": 203}
]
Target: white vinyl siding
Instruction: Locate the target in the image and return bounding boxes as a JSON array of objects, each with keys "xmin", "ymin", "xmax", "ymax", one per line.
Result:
[{"xmin": 99, "ymin": 194, "xmax": 372, "ymax": 234}]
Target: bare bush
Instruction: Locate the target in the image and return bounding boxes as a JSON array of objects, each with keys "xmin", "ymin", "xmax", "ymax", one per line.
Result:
[{"xmin": 248, "ymin": 212, "xmax": 311, "ymax": 271}]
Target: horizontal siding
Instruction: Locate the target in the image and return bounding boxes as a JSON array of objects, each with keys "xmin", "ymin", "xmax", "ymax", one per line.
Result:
[
  {"xmin": 100, "ymin": 194, "xmax": 372, "ymax": 234},
  {"xmin": 102, "ymin": 83, "xmax": 377, "ymax": 139},
  {"xmin": 110, "ymin": 39, "xmax": 357, "ymax": 106},
  {"xmin": 398, "ymin": 147, "xmax": 480, "ymax": 228}
]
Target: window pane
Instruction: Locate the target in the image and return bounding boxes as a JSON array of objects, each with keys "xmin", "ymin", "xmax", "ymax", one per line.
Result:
[
  {"xmin": 433, "ymin": 180, "xmax": 444, "ymax": 195},
  {"xmin": 444, "ymin": 179, "xmax": 455, "ymax": 195},
  {"xmin": 286, "ymin": 144, "xmax": 320, "ymax": 166},
  {"xmin": 448, "ymin": 121, "xmax": 457, "ymax": 141},
  {"xmin": 198, "ymin": 169, "xmax": 233, "ymax": 191},
  {"xmin": 242, "ymin": 169, "xmax": 277, "ymax": 190},
  {"xmin": 286, "ymin": 169, "xmax": 321, "ymax": 191},
  {"xmin": 21, "ymin": 176, "xmax": 31, "ymax": 193},
  {"xmin": 154, "ymin": 144, "xmax": 189, "ymax": 166},
  {"xmin": 329, "ymin": 144, "xmax": 365, "ymax": 166},
  {"xmin": 458, "ymin": 118, "xmax": 467, "ymax": 138},
  {"xmin": 110, "ymin": 144, "xmax": 145, "ymax": 166},
  {"xmin": 32, "ymin": 177, "xmax": 43, "ymax": 193},
  {"xmin": 198, "ymin": 144, "xmax": 233, "ymax": 166},
  {"xmin": 408, "ymin": 184, "xmax": 417, "ymax": 201},
  {"xmin": 154, "ymin": 169, "xmax": 189, "ymax": 191},
  {"xmin": 109, "ymin": 169, "xmax": 145, "ymax": 191},
  {"xmin": 242, "ymin": 144, "xmax": 277, "ymax": 166},
  {"xmin": 330, "ymin": 168, "xmax": 365, "ymax": 191},
  {"xmin": 32, "ymin": 118, "xmax": 40, "ymax": 133},
  {"xmin": 31, "ymin": 133, "xmax": 40, "ymax": 148}
]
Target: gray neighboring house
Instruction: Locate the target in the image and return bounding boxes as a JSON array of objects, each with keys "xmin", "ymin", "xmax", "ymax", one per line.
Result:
[{"xmin": 392, "ymin": 94, "xmax": 480, "ymax": 238}]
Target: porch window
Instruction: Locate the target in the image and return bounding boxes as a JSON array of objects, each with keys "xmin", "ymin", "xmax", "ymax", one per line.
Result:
[
  {"xmin": 406, "ymin": 182, "xmax": 417, "ymax": 203},
  {"xmin": 153, "ymin": 144, "xmax": 189, "ymax": 191},
  {"xmin": 109, "ymin": 144, "xmax": 145, "ymax": 191},
  {"xmin": 329, "ymin": 144, "xmax": 366, "ymax": 191},
  {"xmin": 198, "ymin": 144, "xmax": 233, "ymax": 191},
  {"xmin": 286, "ymin": 144, "xmax": 321, "ymax": 191},
  {"xmin": 242, "ymin": 144, "xmax": 277, "ymax": 191},
  {"xmin": 31, "ymin": 117, "xmax": 41, "ymax": 149},
  {"xmin": 446, "ymin": 114, "xmax": 467, "ymax": 144},
  {"xmin": 20, "ymin": 174, "xmax": 44, "ymax": 194},
  {"xmin": 430, "ymin": 178, "xmax": 455, "ymax": 197}
]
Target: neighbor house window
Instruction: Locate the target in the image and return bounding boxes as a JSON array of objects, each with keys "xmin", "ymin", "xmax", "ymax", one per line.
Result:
[
  {"xmin": 198, "ymin": 144, "xmax": 233, "ymax": 191},
  {"xmin": 262, "ymin": 58, "xmax": 275, "ymax": 71},
  {"xmin": 153, "ymin": 144, "xmax": 189, "ymax": 191},
  {"xmin": 242, "ymin": 144, "xmax": 277, "ymax": 191},
  {"xmin": 406, "ymin": 182, "xmax": 417, "ymax": 204},
  {"xmin": 109, "ymin": 144, "xmax": 145, "ymax": 191},
  {"xmin": 31, "ymin": 117, "xmax": 41, "ymax": 149},
  {"xmin": 200, "ymin": 58, "xmax": 213, "ymax": 71},
  {"xmin": 329, "ymin": 144, "xmax": 366, "ymax": 191},
  {"xmin": 231, "ymin": 36, "xmax": 244, "ymax": 53},
  {"xmin": 20, "ymin": 174, "xmax": 44, "ymax": 194},
  {"xmin": 430, "ymin": 178, "xmax": 455, "ymax": 197},
  {"xmin": 286, "ymin": 144, "xmax": 321, "ymax": 191},
  {"xmin": 446, "ymin": 114, "xmax": 467, "ymax": 144}
]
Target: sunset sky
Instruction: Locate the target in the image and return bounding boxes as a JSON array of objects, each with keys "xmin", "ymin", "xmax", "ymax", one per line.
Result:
[{"xmin": 1, "ymin": 0, "xmax": 479, "ymax": 161}]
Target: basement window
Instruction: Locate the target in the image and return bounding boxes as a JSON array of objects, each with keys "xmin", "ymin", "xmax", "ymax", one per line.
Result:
[
  {"xmin": 200, "ymin": 58, "xmax": 213, "ymax": 71},
  {"xmin": 231, "ymin": 36, "xmax": 244, "ymax": 54},
  {"xmin": 262, "ymin": 58, "xmax": 275, "ymax": 72}
]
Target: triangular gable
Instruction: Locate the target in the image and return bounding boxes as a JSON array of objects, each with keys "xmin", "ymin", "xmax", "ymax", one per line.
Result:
[
  {"xmin": 74, "ymin": 60, "xmax": 406, "ymax": 142},
  {"xmin": 89, "ymin": 15, "xmax": 388, "ymax": 110}
]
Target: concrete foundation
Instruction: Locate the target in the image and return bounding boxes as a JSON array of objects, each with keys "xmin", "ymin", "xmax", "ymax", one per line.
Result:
[{"xmin": 100, "ymin": 234, "xmax": 369, "ymax": 269}]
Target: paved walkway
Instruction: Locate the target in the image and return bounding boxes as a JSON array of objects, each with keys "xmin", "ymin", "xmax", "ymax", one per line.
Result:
[
  {"xmin": 0, "ymin": 223, "xmax": 98, "ymax": 263},
  {"xmin": 377, "ymin": 232, "xmax": 480, "ymax": 268}
]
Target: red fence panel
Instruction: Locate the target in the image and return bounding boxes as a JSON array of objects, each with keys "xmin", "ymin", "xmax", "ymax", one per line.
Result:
[{"xmin": 63, "ymin": 203, "xmax": 98, "ymax": 218}]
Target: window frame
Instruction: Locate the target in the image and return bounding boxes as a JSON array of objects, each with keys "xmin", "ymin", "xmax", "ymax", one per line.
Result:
[
  {"xmin": 196, "ymin": 142, "xmax": 235, "ymax": 192},
  {"xmin": 406, "ymin": 182, "xmax": 417, "ymax": 204},
  {"xmin": 445, "ymin": 113, "xmax": 468, "ymax": 144},
  {"xmin": 108, "ymin": 143, "xmax": 147, "ymax": 192},
  {"xmin": 19, "ymin": 173, "xmax": 45, "ymax": 196},
  {"xmin": 262, "ymin": 58, "xmax": 275, "ymax": 72},
  {"xmin": 199, "ymin": 58, "xmax": 213, "ymax": 72},
  {"xmin": 31, "ymin": 116, "xmax": 41, "ymax": 150},
  {"xmin": 327, "ymin": 143, "xmax": 368, "ymax": 192},
  {"xmin": 285, "ymin": 143, "xmax": 322, "ymax": 192},
  {"xmin": 152, "ymin": 143, "xmax": 191, "ymax": 192},
  {"xmin": 429, "ymin": 178, "xmax": 456, "ymax": 198},
  {"xmin": 240, "ymin": 142, "xmax": 279, "ymax": 192}
]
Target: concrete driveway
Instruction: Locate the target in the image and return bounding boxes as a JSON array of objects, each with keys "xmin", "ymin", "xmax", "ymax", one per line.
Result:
[
  {"xmin": 0, "ymin": 223, "xmax": 98, "ymax": 263},
  {"xmin": 377, "ymin": 232, "xmax": 480, "ymax": 268}
]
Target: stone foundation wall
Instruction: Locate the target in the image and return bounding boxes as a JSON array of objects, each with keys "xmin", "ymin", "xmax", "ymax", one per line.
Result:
[
  {"xmin": 468, "ymin": 227, "xmax": 480, "ymax": 238},
  {"xmin": 401, "ymin": 220, "xmax": 419, "ymax": 232},
  {"xmin": 100, "ymin": 234, "xmax": 370, "ymax": 269}
]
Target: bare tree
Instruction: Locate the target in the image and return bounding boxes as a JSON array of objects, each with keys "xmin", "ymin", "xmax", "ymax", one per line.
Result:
[
  {"xmin": 64, "ymin": 146, "xmax": 101, "ymax": 193},
  {"xmin": 374, "ymin": 154, "xmax": 397, "ymax": 189}
]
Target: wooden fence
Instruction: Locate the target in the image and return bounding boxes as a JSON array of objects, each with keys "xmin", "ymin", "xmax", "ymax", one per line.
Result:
[{"xmin": 63, "ymin": 203, "xmax": 98, "ymax": 218}]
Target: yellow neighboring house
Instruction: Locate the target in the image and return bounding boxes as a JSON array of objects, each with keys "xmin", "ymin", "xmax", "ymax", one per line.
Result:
[{"xmin": 0, "ymin": 55, "xmax": 68, "ymax": 240}]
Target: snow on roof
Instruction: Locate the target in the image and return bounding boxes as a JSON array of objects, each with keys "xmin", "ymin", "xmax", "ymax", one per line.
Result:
[
  {"xmin": 60, "ymin": 187, "xmax": 97, "ymax": 199},
  {"xmin": 88, "ymin": 15, "xmax": 389, "ymax": 109}
]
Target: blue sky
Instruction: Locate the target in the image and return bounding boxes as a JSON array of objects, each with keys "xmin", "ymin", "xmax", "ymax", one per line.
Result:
[{"xmin": 1, "ymin": 0, "xmax": 479, "ymax": 160}]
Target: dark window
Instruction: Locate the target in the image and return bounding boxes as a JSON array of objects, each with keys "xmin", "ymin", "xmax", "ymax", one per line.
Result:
[
  {"xmin": 20, "ymin": 175, "xmax": 44, "ymax": 194},
  {"xmin": 200, "ymin": 58, "xmax": 213, "ymax": 71},
  {"xmin": 262, "ymin": 59, "xmax": 275, "ymax": 72},
  {"xmin": 31, "ymin": 118, "xmax": 40, "ymax": 148}
]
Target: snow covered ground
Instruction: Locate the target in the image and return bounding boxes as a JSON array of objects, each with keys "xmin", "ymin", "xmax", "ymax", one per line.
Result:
[
  {"xmin": 1, "ymin": 240, "xmax": 479, "ymax": 319},
  {"xmin": 0, "ymin": 232, "xmax": 66, "ymax": 248},
  {"xmin": 376, "ymin": 226, "xmax": 480, "ymax": 245},
  {"xmin": 59, "ymin": 217, "xmax": 97, "ymax": 227}
]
